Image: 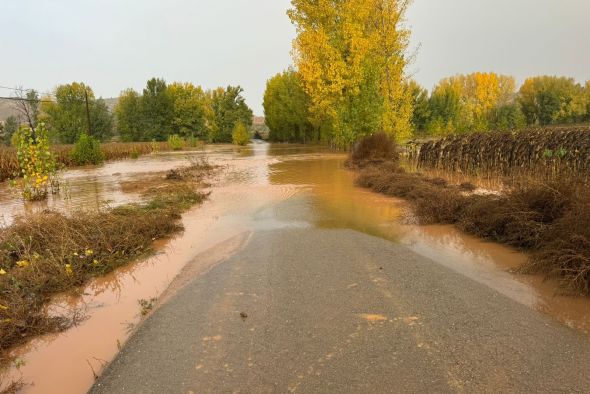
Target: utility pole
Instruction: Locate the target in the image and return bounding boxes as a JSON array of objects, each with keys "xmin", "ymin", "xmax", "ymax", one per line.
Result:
[{"xmin": 84, "ymin": 88, "xmax": 92, "ymax": 136}]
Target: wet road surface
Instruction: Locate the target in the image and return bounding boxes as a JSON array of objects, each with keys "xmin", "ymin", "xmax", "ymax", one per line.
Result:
[{"xmin": 92, "ymin": 229, "xmax": 590, "ymax": 393}]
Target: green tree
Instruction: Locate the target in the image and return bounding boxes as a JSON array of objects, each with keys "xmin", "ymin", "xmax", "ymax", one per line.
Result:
[
  {"xmin": 42, "ymin": 82, "xmax": 113, "ymax": 143},
  {"xmin": 13, "ymin": 123, "xmax": 58, "ymax": 200},
  {"xmin": 426, "ymin": 72, "xmax": 517, "ymax": 134},
  {"xmin": 71, "ymin": 133, "xmax": 104, "ymax": 165},
  {"xmin": 427, "ymin": 79, "xmax": 463, "ymax": 134},
  {"xmin": 115, "ymin": 89, "xmax": 143, "ymax": 142},
  {"xmin": 167, "ymin": 82, "xmax": 209, "ymax": 139},
  {"xmin": 518, "ymin": 76, "xmax": 587, "ymax": 125},
  {"xmin": 232, "ymin": 122, "xmax": 250, "ymax": 146},
  {"xmin": 263, "ymin": 70, "xmax": 315, "ymax": 143},
  {"xmin": 91, "ymin": 98, "xmax": 114, "ymax": 141},
  {"xmin": 141, "ymin": 78, "xmax": 174, "ymax": 141},
  {"xmin": 408, "ymin": 81, "xmax": 430, "ymax": 133},
  {"xmin": 208, "ymin": 86, "xmax": 253, "ymax": 143},
  {"xmin": 2, "ymin": 116, "xmax": 19, "ymax": 145},
  {"xmin": 488, "ymin": 103, "xmax": 526, "ymax": 131}
]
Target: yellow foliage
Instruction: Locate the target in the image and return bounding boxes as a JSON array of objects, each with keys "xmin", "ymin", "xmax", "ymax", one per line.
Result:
[
  {"xmin": 432, "ymin": 72, "xmax": 516, "ymax": 131},
  {"xmin": 289, "ymin": 0, "xmax": 414, "ymax": 145},
  {"xmin": 16, "ymin": 260, "xmax": 30, "ymax": 268}
]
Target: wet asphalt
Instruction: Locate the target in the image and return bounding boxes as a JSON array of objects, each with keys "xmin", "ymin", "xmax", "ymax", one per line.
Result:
[{"xmin": 91, "ymin": 229, "xmax": 590, "ymax": 393}]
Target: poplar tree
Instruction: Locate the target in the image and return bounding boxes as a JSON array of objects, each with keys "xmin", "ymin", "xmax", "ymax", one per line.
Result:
[{"xmin": 288, "ymin": 0, "xmax": 413, "ymax": 147}]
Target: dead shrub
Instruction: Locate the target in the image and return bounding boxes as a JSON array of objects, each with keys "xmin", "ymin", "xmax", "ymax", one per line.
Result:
[
  {"xmin": 349, "ymin": 132, "xmax": 399, "ymax": 168},
  {"xmin": 524, "ymin": 199, "xmax": 590, "ymax": 293},
  {"xmin": 356, "ymin": 163, "xmax": 465, "ymax": 224},
  {"xmin": 0, "ymin": 378, "xmax": 24, "ymax": 394}
]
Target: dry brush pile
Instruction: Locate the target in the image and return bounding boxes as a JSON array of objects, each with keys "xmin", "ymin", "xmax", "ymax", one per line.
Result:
[
  {"xmin": 416, "ymin": 126, "xmax": 590, "ymax": 180},
  {"xmin": 351, "ymin": 133, "xmax": 590, "ymax": 296},
  {"xmin": 0, "ymin": 160, "xmax": 214, "ymax": 365}
]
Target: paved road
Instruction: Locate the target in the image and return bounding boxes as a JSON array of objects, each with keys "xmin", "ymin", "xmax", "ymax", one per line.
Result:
[{"xmin": 92, "ymin": 229, "xmax": 590, "ymax": 393}]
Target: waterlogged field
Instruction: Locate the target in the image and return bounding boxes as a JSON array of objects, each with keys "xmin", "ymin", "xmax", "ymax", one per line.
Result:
[
  {"xmin": 0, "ymin": 141, "xmax": 204, "ymax": 182},
  {"xmin": 1, "ymin": 142, "xmax": 590, "ymax": 393}
]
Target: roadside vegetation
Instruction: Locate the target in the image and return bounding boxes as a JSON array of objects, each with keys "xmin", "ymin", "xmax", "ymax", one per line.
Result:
[
  {"xmin": 0, "ymin": 158, "xmax": 215, "ymax": 367},
  {"xmin": 351, "ymin": 133, "xmax": 590, "ymax": 295}
]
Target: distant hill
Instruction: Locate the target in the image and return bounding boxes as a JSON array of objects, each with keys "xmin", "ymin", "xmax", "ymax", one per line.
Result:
[
  {"xmin": 102, "ymin": 97, "xmax": 118, "ymax": 111},
  {"xmin": 0, "ymin": 99, "xmax": 18, "ymax": 121},
  {"xmin": 0, "ymin": 97, "xmax": 119, "ymax": 122}
]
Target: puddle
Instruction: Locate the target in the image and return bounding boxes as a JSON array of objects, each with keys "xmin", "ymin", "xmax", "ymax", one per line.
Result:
[
  {"xmin": 360, "ymin": 314, "xmax": 388, "ymax": 322},
  {"xmin": 2, "ymin": 141, "xmax": 589, "ymax": 393}
]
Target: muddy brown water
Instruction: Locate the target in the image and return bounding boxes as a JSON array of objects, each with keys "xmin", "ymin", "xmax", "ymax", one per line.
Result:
[{"xmin": 1, "ymin": 142, "xmax": 589, "ymax": 393}]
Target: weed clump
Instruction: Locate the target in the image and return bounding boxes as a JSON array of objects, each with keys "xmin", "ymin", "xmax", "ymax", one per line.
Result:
[
  {"xmin": 349, "ymin": 132, "xmax": 399, "ymax": 168},
  {"xmin": 524, "ymin": 199, "xmax": 590, "ymax": 293}
]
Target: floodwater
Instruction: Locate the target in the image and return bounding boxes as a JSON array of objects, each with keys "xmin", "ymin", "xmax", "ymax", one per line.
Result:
[{"xmin": 1, "ymin": 142, "xmax": 589, "ymax": 393}]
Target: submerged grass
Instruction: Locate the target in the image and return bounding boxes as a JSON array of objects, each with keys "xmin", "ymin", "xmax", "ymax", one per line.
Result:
[
  {"xmin": 0, "ymin": 159, "xmax": 214, "ymax": 366},
  {"xmin": 0, "ymin": 378, "xmax": 23, "ymax": 394},
  {"xmin": 354, "ymin": 137, "xmax": 590, "ymax": 294}
]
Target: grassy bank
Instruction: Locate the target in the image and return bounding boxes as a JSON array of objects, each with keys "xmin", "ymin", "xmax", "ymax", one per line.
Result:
[
  {"xmin": 352, "ymin": 134, "xmax": 590, "ymax": 295},
  {"xmin": 0, "ymin": 159, "xmax": 214, "ymax": 366},
  {"xmin": 0, "ymin": 141, "xmax": 204, "ymax": 182}
]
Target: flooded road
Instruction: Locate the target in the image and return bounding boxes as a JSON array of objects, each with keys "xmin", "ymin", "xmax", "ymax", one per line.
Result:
[{"xmin": 2, "ymin": 142, "xmax": 589, "ymax": 393}]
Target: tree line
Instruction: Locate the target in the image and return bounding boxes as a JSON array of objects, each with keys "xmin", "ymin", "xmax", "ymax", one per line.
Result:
[
  {"xmin": 115, "ymin": 79, "xmax": 252, "ymax": 143},
  {"xmin": 1, "ymin": 78, "xmax": 253, "ymax": 145},
  {"xmin": 411, "ymin": 74, "xmax": 590, "ymax": 136},
  {"xmin": 263, "ymin": 0, "xmax": 590, "ymax": 146}
]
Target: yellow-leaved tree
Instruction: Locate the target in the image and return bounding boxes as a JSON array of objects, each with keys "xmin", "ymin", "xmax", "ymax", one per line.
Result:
[
  {"xmin": 288, "ymin": 0, "xmax": 413, "ymax": 147},
  {"xmin": 428, "ymin": 72, "xmax": 517, "ymax": 133}
]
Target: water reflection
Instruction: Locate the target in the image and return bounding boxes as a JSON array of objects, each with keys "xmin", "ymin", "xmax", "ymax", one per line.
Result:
[{"xmin": 269, "ymin": 157, "xmax": 404, "ymax": 240}]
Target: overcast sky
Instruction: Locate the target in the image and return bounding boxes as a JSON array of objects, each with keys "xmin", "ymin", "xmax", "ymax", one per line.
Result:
[{"xmin": 1, "ymin": 0, "xmax": 589, "ymax": 115}]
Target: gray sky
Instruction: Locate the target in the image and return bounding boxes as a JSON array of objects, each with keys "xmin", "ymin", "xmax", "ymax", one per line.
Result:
[{"xmin": 1, "ymin": 0, "xmax": 589, "ymax": 115}]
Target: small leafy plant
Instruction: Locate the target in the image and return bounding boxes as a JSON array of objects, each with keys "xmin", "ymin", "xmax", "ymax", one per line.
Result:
[
  {"xmin": 232, "ymin": 122, "xmax": 250, "ymax": 146},
  {"xmin": 71, "ymin": 133, "xmax": 104, "ymax": 165},
  {"xmin": 12, "ymin": 123, "xmax": 59, "ymax": 201},
  {"xmin": 168, "ymin": 134, "xmax": 185, "ymax": 151}
]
